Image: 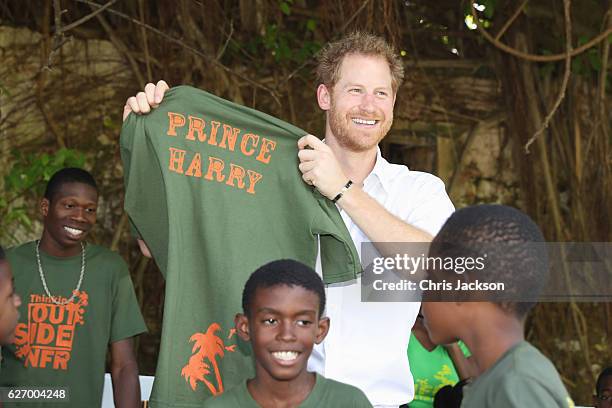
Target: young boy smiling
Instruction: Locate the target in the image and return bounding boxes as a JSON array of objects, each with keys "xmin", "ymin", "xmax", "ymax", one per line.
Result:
[{"xmin": 204, "ymin": 259, "xmax": 371, "ymax": 407}]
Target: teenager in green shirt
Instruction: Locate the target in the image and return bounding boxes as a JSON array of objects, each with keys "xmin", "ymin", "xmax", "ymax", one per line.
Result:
[
  {"xmin": 421, "ymin": 205, "xmax": 574, "ymax": 408},
  {"xmin": 204, "ymin": 259, "xmax": 371, "ymax": 408},
  {"xmin": 0, "ymin": 168, "xmax": 146, "ymax": 408}
]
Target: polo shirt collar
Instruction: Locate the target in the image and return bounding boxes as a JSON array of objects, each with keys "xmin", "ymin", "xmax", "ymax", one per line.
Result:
[{"xmin": 365, "ymin": 147, "xmax": 396, "ymax": 193}]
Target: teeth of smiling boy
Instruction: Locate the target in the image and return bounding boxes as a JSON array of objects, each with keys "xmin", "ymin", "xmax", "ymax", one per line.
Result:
[
  {"xmin": 272, "ymin": 351, "xmax": 299, "ymax": 361},
  {"xmin": 64, "ymin": 226, "xmax": 84, "ymax": 236},
  {"xmin": 352, "ymin": 118, "xmax": 376, "ymax": 125}
]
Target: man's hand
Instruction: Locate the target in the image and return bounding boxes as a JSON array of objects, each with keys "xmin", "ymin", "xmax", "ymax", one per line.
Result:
[
  {"xmin": 122, "ymin": 80, "xmax": 170, "ymax": 122},
  {"xmin": 297, "ymin": 134, "xmax": 349, "ymax": 200}
]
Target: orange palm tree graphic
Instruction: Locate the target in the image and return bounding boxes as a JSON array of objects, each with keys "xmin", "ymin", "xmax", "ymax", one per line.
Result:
[{"xmin": 181, "ymin": 323, "xmax": 236, "ymax": 395}]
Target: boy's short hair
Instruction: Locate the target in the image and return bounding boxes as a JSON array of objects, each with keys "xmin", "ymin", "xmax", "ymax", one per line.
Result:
[
  {"xmin": 316, "ymin": 31, "xmax": 405, "ymax": 93},
  {"xmin": 596, "ymin": 366, "xmax": 612, "ymax": 395},
  {"xmin": 242, "ymin": 259, "xmax": 326, "ymax": 317},
  {"xmin": 44, "ymin": 167, "xmax": 98, "ymax": 202},
  {"xmin": 429, "ymin": 204, "xmax": 548, "ymax": 318},
  {"xmin": 0, "ymin": 245, "xmax": 5, "ymax": 261}
]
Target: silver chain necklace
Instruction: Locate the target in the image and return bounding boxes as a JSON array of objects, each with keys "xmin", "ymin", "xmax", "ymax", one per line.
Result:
[{"xmin": 35, "ymin": 240, "xmax": 86, "ymax": 305}]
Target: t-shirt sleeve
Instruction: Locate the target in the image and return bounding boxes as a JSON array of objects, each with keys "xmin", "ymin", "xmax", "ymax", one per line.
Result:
[
  {"xmin": 110, "ymin": 256, "xmax": 147, "ymax": 343},
  {"xmin": 404, "ymin": 175, "xmax": 455, "ymax": 237},
  {"xmin": 350, "ymin": 387, "xmax": 374, "ymax": 407},
  {"xmin": 120, "ymin": 112, "xmax": 170, "ymax": 275},
  {"xmin": 311, "ymin": 199, "xmax": 361, "ymax": 284},
  {"xmin": 491, "ymin": 375, "xmax": 573, "ymax": 408}
]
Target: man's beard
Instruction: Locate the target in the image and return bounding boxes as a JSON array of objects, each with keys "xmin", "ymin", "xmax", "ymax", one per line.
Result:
[{"xmin": 328, "ymin": 102, "xmax": 392, "ymax": 153}]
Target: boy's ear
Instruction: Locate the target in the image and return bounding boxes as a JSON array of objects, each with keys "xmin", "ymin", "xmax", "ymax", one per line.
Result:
[
  {"xmin": 40, "ymin": 198, "xmax": 50, "ymax": 217},
  {"xmin": 234, "ymin": 313, "xmax": 250, "ymax": 341},
  {"xmin": 315, "ymin": 317, "xmax": 330, "ymax": 345}
]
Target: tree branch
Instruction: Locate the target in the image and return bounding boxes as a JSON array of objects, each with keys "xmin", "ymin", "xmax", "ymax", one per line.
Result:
[
  {"xmin": 36, "ymin": 98, "xmax": 66, "ymax": 148},
  {"xmin": 471, "ymin": 2, "xmax": 611, "ymax": 62},
  {"xmin": 137, "ymin": 0, "xmax": 152, "ymax": 82},
  {"xmin": 72, "ymin": 0, "xmax": 281, "ymax": 106},
  {"xmin": 45, "ymin": 0, "xmax": 71, "ymax": 69},
  {"xmin": 495, "ymin": 0, "xmax": 528, "ymax": 41},
  {"xmin": 283, "ymin": 0, "xmax": 371, "ymax": 84},
  {"xmin": 61, "ymin": 0, "xmax": 118, "ymax": 33},
  {"xmin": 524, "ymin": 0, "xmax": 572, "ymax": 153},
  {"xmin": 92, "ymin": 4, "xmax": 146, "ymax": 87}
]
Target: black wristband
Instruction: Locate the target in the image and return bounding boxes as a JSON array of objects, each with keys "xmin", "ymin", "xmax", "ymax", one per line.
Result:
[{"xmin": 332, "ymin": 180, "xmax": 353, "ymax": 203}]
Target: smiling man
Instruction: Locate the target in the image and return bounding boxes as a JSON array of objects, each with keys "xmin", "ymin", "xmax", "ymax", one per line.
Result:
[
  {"xmin": 295, "ymin": 33, "xmax": 455, "ymax": 408},
  {"xmin": 0, "ymin": 167, "xmax": 147, "ymax": 408},
  {"xmin": 124, "ymin": 32, "xmax": 455, "ymax": 407}
]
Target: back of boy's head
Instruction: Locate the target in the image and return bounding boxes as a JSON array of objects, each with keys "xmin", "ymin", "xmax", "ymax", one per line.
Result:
[
  {"xmin": 242, "ymin": 259, "xmax": 325, "ymax": 317},
  {"xmin": 596, "ymin": 366, "xmax": 612, "ymax": 395},
  {"xmin": 429, "ymin": 204, "xmax": 547, "ymax": 318},
  {"xmin": 44, "ymin": 167, "xmax": 98, "ymax": 202}
]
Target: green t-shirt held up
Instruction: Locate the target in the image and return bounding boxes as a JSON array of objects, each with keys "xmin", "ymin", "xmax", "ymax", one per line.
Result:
[
  {"xmin": 120, "ymin": 86, "xmax": 361, "ymax": 408},
  {"xmin": 203, "ymin": 374, "xmax": 372, "ymax": 408},
  {"xmin": 461, "ymin": 341, "xmax": 574, "ymax": 408},
  {"xmin": 0, "ymin": 242, "xmax": 147, "ymax": 408}
]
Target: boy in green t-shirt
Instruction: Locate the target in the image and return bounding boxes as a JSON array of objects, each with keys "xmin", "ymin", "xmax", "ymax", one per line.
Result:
[
  {"xmin": 0, "ymin": 168, "xmax": 146, "ymax": 408},
  {"xmin": 0, "ymin": 245, "xmax": 21, "ymax": 345},
  {"xmin": 421, "ymin": 205, "xmax": 575, "ymax": 408},
  {"xmin": 204, "ymin": 259, "xmax": 371, "ymax": 408}
]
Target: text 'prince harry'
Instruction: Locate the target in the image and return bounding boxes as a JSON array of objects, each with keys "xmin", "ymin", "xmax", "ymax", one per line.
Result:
[{"xmin": 165, "ymin": 111, "xmax": 278, "ymax": 195}]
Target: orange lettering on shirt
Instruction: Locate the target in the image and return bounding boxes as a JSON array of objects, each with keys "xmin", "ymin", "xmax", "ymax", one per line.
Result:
[
  {"xmin": 226, "ymin": 164, "xmax": 246, "ymax": 189},
  {"xmin": 35, "ymin": 323, "xmax": 55, "ymax": 345},
  {"xmin": 15, "ymin": 291, "xmax": 88, "ymax": 371},
  {"xmin": 39, "ymin": 348, "xmax": 54, "ymax": 368},
  {"xmin": 14, "ymin": 323, "xmax": 27, "ymax": 344},
  {"xmin": 25, "ymin": 348, "xmax": 40, "ymax": 367},
  {"xmin": 167, "ymin": 112, "xmax": 186, "ymax": 136},
  {"xmin": 55, "ymin": 325, "xmax": 74, "ymax": 349},
  {"xmin": 187, "ymin": 115, "xmax": 206, "ymax": 142},
  {"xmin": 256, "ymin": 138, "xmax": 277, "ymax": 164},
  {"xmin": 219, "ymin": 125, "xmax": 240, "ymax": 151},
  {"xmin": 208, "ymin": 121, "xmax": 221, "ymax": 146},
  {"xmin": 53, "ymin": 350, "xmax": 70, "ymax": 370},
  {"xmin": 28, "ymin": 323, "xmax": 37, "ymax": 343},
  {"xmin": 204, "ymin": 157, "xmax": 225, "ymax": 182},
  {"xmin": 240, "ymin": 133, "xmax": 259, "ymax": 156},
  {"xmin": 186, "ymin": 153, "xmax": 202, "ymax": 178},
  {"xmin": 169, "ymin": 147, "xmax": 187, "ymax": 174},
  {"xmin": 246, "ymin": 170, "xmax": 263, "ymax": 195},
  {"xmin": 31, "ymin": 304, "xmax": 48, "ymax": 322},
  {"xmin": 48, "ymin": 304, "xmax": 65, "ymax": 325}
]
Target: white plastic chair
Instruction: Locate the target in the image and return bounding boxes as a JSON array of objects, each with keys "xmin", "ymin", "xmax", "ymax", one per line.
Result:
[{"xmin": 101, "ymin": 373, "xmax": 154, "ymax": 408}]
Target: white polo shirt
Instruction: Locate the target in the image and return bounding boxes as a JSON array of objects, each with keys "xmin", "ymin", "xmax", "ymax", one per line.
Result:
[{"xmin": 309, "ymin": 148, "xmax": 455, "ymax": 407}]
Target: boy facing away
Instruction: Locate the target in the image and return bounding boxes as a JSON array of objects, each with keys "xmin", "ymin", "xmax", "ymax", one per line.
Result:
[
  {"xmin": 204, "ymin": 259, "xmax": 371, "ymax": 408},
  {"xmin": 421, "ymin": 204, "xmax": 575, "ymax": 408}
]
